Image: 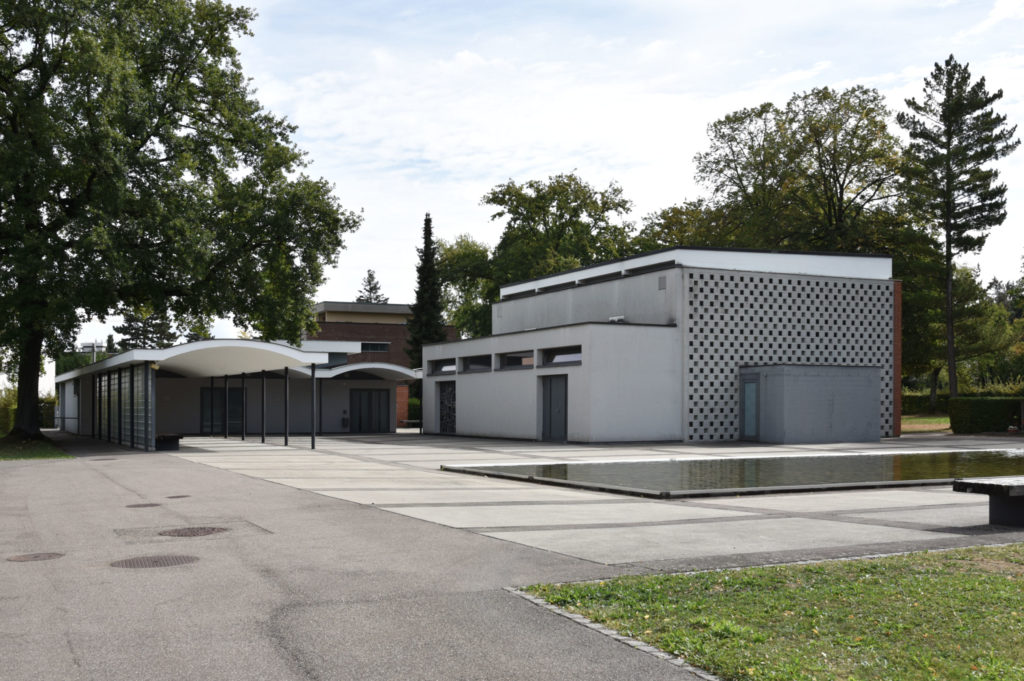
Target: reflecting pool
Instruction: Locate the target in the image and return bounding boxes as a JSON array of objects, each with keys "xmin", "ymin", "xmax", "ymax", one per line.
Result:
[{"xmin": 442, "ymin": 450, "xmax": 1024, "ymax": 498}]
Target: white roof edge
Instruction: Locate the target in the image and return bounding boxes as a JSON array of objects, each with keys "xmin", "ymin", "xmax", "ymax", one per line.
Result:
[
  {"xmin": 55, "ymin": 339, "xmax": 330, "ymax": 383},
  {"xmin": 292, "ymin": 362, "xmax": 418, "ymax": 379},
  {"xmin": 500, "ymin": 249, "xmax": 892, "ymax": 298}
]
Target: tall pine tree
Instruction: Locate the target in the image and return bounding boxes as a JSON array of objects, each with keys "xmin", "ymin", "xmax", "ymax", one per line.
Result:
[
  {"xmin": 356, "ymin": 269, "xmax": 389, "ymax": 303},
  {"xmin": 406, "ymin": 213, "xmax": 446, "ymax": 370},
  {"xmin": 897, "ymin": 55, "xmax": 1020, "ymax": 397}
]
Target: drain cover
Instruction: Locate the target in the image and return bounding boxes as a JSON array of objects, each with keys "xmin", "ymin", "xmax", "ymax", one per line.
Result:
[
  {"xmin": 166, "ymin": 495, "xmax": 190, "ymax": 499},
  {"xmin": 7, "ymin": 553, "xmax": 64, "ymax": 562},
  {"xmin": 125, "ymin": 503, "xmax": 161, "ymax": 508},
  {"xmin": 110, "ymin": 555, "xmax": 199, "ymax": 569},
  {"xmin": 158, "ymin": 526, "xmax": 228, "ymax": 537}
]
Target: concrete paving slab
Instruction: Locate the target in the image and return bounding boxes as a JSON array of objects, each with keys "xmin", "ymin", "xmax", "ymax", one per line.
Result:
[
  {"xmin": 846, "ymin": 505, "xmax": 992, "ymax": 528},
  {"xmin": 314, "ymin": 488, "xmax": 617, "ymax": 505},
  {"xmin": 697, "ymin": 488, "xmax": 982, "ymax": 512},
  {"xmin": 391, "ymin": 501, "xmax": 755, "ymax": 529},
  {"xmin": 484, "ymin": 517, "xmax": 944, "ymax": 564}
]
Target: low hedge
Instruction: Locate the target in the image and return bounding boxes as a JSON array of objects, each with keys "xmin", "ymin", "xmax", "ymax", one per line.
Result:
[
  {"xmin": 902, "ymin": 394, "xmax": 949, "ymax": 415},
  {"xmin": 948, "ymin": 397, "xmax": 1024, "ymax": 434},
  {"xmin": 407, "ymin": 397, "xmax": 421, "ymax": 421}
]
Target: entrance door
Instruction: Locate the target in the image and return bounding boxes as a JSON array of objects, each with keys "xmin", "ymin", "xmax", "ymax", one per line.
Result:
[
  {"xmin": 740, "ymin": 378, "xmax": 759, "ymax": 441},
  {"xmin": 438, "ymin": 381, "xmax": 456, "ymax": 434},
  {"xmin": 541, "ymin": 375, "xmax": 568, "ymax": 442},
  {"xmin": 351, "ymin": 389, "xmax": 390, "ymax": 433}
]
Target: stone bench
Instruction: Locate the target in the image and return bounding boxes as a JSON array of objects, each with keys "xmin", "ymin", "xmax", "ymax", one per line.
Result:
[
  {"xmin": 953, "ymin": 476, "xmax": 1024, "ymax": 527},
  {"xmin": 155, "ymin": 434, "xmax": 181, "ymax": 451}
]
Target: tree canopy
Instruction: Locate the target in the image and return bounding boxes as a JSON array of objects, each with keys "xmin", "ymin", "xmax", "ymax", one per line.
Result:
[{"xmin": 0, "ymin": 0, "xmax": 361, "ymax": 436}]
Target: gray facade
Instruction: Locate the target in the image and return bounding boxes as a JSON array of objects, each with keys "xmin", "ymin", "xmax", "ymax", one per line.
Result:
[{"xmin": 423, "ymin": 248, "xmax": 898, "ymax": 444}]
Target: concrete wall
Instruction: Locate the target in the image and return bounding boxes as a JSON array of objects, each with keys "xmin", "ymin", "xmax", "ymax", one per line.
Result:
[
  {"xmin": 741, "ymin": 365, "xmax": 881, "ymax": 444},
  {"xmin": 493, "ymin": 269, "xmax": 684, "ymax": 334},
  {"xmin": 423, "ymin": 323, "xmax": 682, "ymax": 442}
]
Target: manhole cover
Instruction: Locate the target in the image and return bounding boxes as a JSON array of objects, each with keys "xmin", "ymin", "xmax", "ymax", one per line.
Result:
[
  {"xmin": 125, "ymin": 503, "xmax": 161, "ymax": 508},
  {"xmin": 110, "ymin": 555, "xmax": 199, "ymax": 569},
  {"xmin": 166, "ymin": 495, "xmax": 190, "ymax": 499},
  {"xmin": 158, "ymin": 527, "xmax": 228, "ymax": 537},
  {"xmin": 7, "ymin": 553, "xmax": 64, "ymax": 562}
]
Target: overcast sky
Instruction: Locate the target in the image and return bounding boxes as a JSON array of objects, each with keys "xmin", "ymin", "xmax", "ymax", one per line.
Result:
[{"xmin": 76, "ymin": 0, "xmax": 1024, "ymax": 346}]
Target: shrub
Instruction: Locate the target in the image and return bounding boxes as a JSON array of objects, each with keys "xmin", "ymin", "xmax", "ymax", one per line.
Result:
[
  {"xmin": 948, "ymin": 397, "xmax": 1023, "ymax": 434},
  {"xmin": 407, "ymin": 396, "xmax": 421, "ymax": 421}
]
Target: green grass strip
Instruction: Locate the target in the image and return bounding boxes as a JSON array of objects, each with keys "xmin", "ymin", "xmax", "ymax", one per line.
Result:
[
  {"xmin": 527, "ymin": 545, "xmax": 1024, "ymax": 680},
  {"xmin": 0, "ymin": 435, "xmax": 72, "ymax": 460}
]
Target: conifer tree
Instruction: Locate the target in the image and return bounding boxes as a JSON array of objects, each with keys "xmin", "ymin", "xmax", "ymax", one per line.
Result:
[
  {"xmin": 406, "ymin": 213, "xmax": 446, "ymax": 370},
  {"xmin": 356, "ymin": 269, "xmax": 389, "ymax": 303},
  {"xmin": 898, "ymin": 55, "xmax": 1020, "ymax": 397},
  {"xmin": 114, "ymin": 307, "xmax": 178, "ymax": 350}
]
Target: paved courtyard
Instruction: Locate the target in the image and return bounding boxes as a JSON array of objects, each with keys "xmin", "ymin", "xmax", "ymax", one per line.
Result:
[
  {"xmin": 3, "ymin": 431, "xmax": 1024, "ymax": 680},
  {"xmin": 177, "ymin": 432, "xmax": 1024, "ymax": 571}
]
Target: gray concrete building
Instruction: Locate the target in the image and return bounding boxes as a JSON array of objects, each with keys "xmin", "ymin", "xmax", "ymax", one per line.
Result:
[{"xmin": 422, "ymin": 248, "xmax": 900, "ymax": 444}]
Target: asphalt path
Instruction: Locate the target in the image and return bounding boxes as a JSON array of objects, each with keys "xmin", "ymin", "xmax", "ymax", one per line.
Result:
[{"xmin": 2, "ymin": 435, "xmax": 693, "ymax": 681}]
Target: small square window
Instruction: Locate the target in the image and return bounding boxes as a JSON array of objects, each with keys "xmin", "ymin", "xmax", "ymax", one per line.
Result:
[{"xmin": 541, "ymin": 345, "xmax": 582, "ymax": 366}]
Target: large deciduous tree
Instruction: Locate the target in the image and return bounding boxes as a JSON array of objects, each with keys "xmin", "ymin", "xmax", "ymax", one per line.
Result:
[
  {"xmin": 437, "ymin": 234, "xmax": 494, "ymax": 338},
  {"xmin": 485, "ymin": 173, "xmax": 634, "ymax": 286},
  {"xmin": 0, "ymin": 0, "xmax": 360, "ymax": 437},
  {"xmin": 897, "ymin": 55, "xmax": 1020, "ymax": 397}
]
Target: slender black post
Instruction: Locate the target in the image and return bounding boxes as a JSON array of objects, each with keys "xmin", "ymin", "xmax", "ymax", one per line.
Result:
[
  {"xmin": 116, "ymin": 369, "xmax": 122, "ymax": 445},
  {"xmin": 241, "ymin": 372, "xmax": 246, "ymax": 441},
  {"xmin": 284, "ymin": 366, "xmax": 290, "ymax": 446},
  {"xmin": 143, "ymin": 365, "xmax": 151, "ymax": 450},
  {"xmin": 260, "ymin": 371, "xmax": 266, "ymax": 444},
  {"xmin": 310, "ymin": 364, "xmax": 316, "ymax": 450},
  {"xmin": 223, "ymin": 374, "xmax": 229, "ymax": 438},
  {"xmin": 106, "ymin": 371, "xmax": 112, "ymax": 442},
  {"xmin": 129, "ymin": 365, "xmax": 135, "ymax": 449},
  {"xmin": 208, "ymin": 376, "xmax": 214, "ymax": 436},
  {"xmin": 92, "ymin": 375, "xmax": 97, "ymax": 439}
]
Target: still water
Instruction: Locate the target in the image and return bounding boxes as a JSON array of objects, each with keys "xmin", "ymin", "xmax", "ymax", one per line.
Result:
[{"xmin": 444, "ymin": 450, "xmax": 1024, "ymax": 498}]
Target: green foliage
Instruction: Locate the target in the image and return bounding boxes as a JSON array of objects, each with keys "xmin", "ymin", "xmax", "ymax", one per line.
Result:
[
  {"xmin": 407, "ymin": 396, "xmax": 421, "ymax": 421},
  {"xmin": 949, "ymin": 397, "xmax": 1023, "ymax": 434},
  {"xmin": 355, "ymin": 269, "xmax": 389, "ymax": 304},
  {"xmin": 898, "ymin": 54, "xmax": 1020, "ymax": 397},
  {"xmin": 54, "ymin": 351, "xmax": 109, "ymax": 375},
  {"xmin": 485, "ymin": 173, "xmax": 634, "ymax": 286},
  {"xmin": 406, "ymin": 213, "xmax": 446, "ymax": 370},
  {"xmin": 0, "ymin": 0, "xmax": 360, "ymax": 435},
  {"xmin": 0, "ymin": 387, "xmax": 15, "ymax": 436},
  {"xmin": 437, "ymin": 234, "xmax": 495, "ymax": 338},
  {"xmin": 529, "ymin": 545, "xmax": 1024, "ymax": 681},
  {"xmin": 114, "ymin": 305, "xmax": 179, "ymax": 350}
]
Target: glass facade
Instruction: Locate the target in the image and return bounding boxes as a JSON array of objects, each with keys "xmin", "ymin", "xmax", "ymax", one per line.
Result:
[{"xmin": 91, "ymin": 366, "xmax": 153, "ymax": 450}]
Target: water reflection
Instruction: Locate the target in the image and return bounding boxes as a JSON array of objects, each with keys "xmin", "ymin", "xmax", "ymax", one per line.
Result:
[{"xmin": 458, "ymin": 450, "xmax": 1024, "ymax": 497}]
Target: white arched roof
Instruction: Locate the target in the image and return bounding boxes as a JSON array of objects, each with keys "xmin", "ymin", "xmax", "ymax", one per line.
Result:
[
  {"xmin": 55, "ymin": 339, "xmax": 330, "ymax": 381},
  {"xmin": 292, "ymin": 362, "xmax": 419, "ymax": 381}
]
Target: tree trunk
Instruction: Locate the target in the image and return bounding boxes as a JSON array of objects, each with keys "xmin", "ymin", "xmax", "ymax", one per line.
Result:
[
  {"xmin": 944, "ymin": 241, "xmax": 958, "ymax": 398},
  {"xmin": 11, "ymin": 333, "xmax": 44, "ymax": 439},
  {"xmin": 928, "ymin": 366, "xmax": 940, "ymax": 414}
]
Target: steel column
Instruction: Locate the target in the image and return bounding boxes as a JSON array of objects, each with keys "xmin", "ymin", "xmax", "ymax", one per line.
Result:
[
  {"xmin": 310, "ymin": 364, "xmax": 316, "ymax": 450},
  {"xmin": 241, "ymin": 373, "xmax": 246, "ymax": 441},
  {"xmin": 261, "ymin": 371, "xmax": 266, "ymax": 444},
  {"xmin": 284, "ymin": 367, "xmax": 289, "ymax": 446}
]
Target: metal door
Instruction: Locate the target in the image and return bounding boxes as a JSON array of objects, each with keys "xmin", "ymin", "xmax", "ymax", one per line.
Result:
[
  {"xmin": 351, "ymin": 389, "xmax": 390, "ymax": 433},
  {"xmin": 541, "ymin": 375, "xmax": 568, "ymax": 442},
  {"xmin": 740, "ymin": 378, "xmax": 759, "ymax": 441},
  {"xmin": 438, "ymin": 382, "xmax": 456, "ymax": 434}
]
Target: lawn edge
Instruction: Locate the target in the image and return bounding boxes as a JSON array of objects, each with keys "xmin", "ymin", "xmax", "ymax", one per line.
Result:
[{"xmin": 505, "ymin": 586, "xmax": 724, "ymax": 681}]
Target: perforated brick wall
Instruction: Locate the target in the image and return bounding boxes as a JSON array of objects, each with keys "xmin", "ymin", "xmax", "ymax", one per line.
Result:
[{"xmin": 684, "ymin": 268, "xmax": 895, "ymax": 441}]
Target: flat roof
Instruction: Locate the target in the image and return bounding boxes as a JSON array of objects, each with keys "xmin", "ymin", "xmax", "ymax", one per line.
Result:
[
  {"xmin": 499, "ymin": 247, "xmax": 892, "ymax": 298},
  {"xmin": 314, "ymin": 301, "xmax": 412, "ymax": 315}
]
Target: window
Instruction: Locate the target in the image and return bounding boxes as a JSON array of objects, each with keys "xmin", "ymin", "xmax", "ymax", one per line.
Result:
[
  {"xmin": 361, "ymin": 342, "xmax": 389, "ymax": 352},
  {"xmin": 428, "ymin": 359, "xmax": 457, "ymax": 375},
  {"xmin": 498, "ymin": 350, "xmax": 534, "ymax": 369},
  {"xmin": 541, "ymin": 345, "xmax": 582, "ymax": 366},
  {"xmin": 460, "ymin": 354, "xmax": 492, "ymax": 372}
]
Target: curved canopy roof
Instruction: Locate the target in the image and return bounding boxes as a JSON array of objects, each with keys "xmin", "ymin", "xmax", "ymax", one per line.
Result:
[
  {"xmin": 293, "ymin": 362, "xmax": 419, "ymax": 381},
  {"xmin": 55, "ymin": 340, "xmax": 330, "ymax": 381}
]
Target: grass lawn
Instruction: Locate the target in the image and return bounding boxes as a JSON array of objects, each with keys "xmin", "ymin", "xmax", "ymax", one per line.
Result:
[
  {"xmin": 0, "ymin": 434, "xmax": 71, "ymax": 460},
  {"xmin": 527, "ymin": 544, "xmax": 1024, "ymax": 681},
  {"xmin": 901, "ymin": 414, "xmax": 951, "ymax": 433}
]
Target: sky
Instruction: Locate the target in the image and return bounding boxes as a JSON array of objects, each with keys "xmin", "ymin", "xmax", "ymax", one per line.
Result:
[{"xmin": 70, "ymin": 0, "xmax": 1024, "ymax": 349}]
